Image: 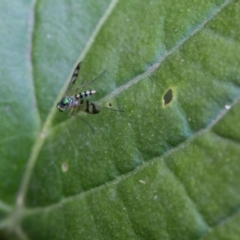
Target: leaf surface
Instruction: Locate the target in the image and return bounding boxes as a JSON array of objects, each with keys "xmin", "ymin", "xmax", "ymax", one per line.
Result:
[{"xmin": 0, "ymin": 0, "xmax": 240, "ymax": 239}]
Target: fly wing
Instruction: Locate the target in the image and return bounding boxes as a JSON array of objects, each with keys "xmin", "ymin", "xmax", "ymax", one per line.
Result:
[
  {"xmin": 77, "ymin": 99, "xmax": 100, "ymax": 114},
  {"xmin": 66, "ymin": 62, "xmax": 82, "ymax": 95}
]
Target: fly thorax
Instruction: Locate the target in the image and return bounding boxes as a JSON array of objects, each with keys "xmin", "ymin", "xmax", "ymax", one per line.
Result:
[{"xmin": 70, "ymin": 97, "xmax": 79, "ymax": 107}]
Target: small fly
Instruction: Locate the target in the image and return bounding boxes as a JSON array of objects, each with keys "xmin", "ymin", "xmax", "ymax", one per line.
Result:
[
  {"xmin": 57, "ymin": 62, "xmax": 106, "ymax": 116},
  {"xmin": 57, "ymin": 62, "xmax": 122, "ymax": 121}
]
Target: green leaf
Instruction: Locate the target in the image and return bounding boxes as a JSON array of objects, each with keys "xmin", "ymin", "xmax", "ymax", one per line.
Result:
[{"xmin": 0, "ymin": 0, "xmax": 240, "ymax": 239}]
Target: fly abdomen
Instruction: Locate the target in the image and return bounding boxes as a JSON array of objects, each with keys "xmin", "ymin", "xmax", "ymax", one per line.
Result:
[
  {"xmin": 75, "ymin": 90, "xmax": 96, "ymax": 99},
  {"xmin": 86, "ymin": 100, "xmax": 100, "ymax": 114},
  {"xmin": 78, "ymin": 99, "xmax": 100, "ymax": 114}
]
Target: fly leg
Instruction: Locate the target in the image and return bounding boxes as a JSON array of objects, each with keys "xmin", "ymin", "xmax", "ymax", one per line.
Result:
[
  {"xmin": 74, "ymin": 70, "xmax": 107, "ymax": 94},
  {"xmin": 68, "ymin": 107, "xmax": 95, "ymax": 133}
]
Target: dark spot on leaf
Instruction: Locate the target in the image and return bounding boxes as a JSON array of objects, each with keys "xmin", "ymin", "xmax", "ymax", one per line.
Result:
[
  {"xmin": 163, "ymin": 88, "xmax": 173, "ymax": 105},
  {"xmin": 108, "ymin": 102, "xmax": 112, "ymax": 107}
]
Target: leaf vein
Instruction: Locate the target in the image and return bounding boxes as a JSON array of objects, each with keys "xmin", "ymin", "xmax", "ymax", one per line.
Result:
[{"xmin": 100, "ymin": 0, "xmax": 232, "ymax": 103}]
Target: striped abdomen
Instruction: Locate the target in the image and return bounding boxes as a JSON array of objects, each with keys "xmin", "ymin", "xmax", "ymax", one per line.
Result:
[{"xmin": 75, "ymin": 90, "xmax": 96, "ymax": 100}]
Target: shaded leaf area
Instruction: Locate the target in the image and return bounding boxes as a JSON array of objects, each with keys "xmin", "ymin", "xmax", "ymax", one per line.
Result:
[
  {"xmin": 0, "ymin": 0, "xmax": 112, "ymax": 209},
  {"xmin": 0, "ymin": 0, "xmax": 40, "ymax": 204},
  {"xmin": 21, "ymin": 0, "xmax": 240, "ymax": 238},
  {"xmin": 0, "ymin": 230, "xmax": 20, "ymax": 240}
]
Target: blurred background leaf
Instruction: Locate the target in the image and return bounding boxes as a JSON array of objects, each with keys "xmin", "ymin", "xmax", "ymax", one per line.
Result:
[{"xmin": 0, "ymin": 0, "xmax": 240, "ymax": 239}]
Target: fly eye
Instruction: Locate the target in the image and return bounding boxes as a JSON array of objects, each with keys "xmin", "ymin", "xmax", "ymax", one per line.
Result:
[{"xmin": 61, "ymin": 98, "xmax": 69, "ymax": 106}]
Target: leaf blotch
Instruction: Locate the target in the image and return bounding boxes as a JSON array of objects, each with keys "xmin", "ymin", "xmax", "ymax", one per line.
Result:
[
  {"xmin": 163, "ymin": 88, "xmax": 173, "ymax": 105},
  {"xmin": 61, "ymin": 162, "xmax": 69, "ymax": 172}
]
